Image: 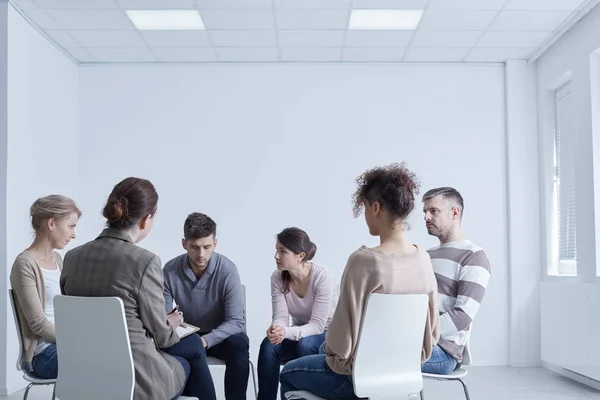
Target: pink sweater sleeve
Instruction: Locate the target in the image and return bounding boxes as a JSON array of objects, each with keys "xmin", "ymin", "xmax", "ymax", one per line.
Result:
[
  {"xmin": 284, "ymin": 267, "xmax": 335, "ymax": 341},
  {"xmin": 271, "ymin": 271, "xmax": 290, "ymax": 328}
]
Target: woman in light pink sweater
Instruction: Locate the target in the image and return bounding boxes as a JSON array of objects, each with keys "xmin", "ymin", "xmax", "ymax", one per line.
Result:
[{"xmin": 257, "ymin": 227, "xmax": 337, "ymax": 400}]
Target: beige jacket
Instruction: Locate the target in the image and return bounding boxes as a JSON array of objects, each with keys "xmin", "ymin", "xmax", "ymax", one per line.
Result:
[
  {"xmin": 10, "ymin": 250, "xmax": 63, "ymax": 370},
  {"xmin": 325, "ymin": 246, "xmax": 440, "ymax": 375}
]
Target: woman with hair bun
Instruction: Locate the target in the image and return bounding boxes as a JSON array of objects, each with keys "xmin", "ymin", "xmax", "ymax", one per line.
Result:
[
  {"xmin": 10, "ymin": 195, "xmax": 81, "ymax": 379},
  {"xmin": 257, "ymin": 227, "xmax": 337, "ymax": 400},
  {"xmin": 61, "ymin": 177, "xmax": 211, "ymax": 400}
]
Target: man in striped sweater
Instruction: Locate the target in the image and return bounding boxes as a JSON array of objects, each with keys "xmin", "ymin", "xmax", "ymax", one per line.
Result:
[{"xmin": 421, "ymin": 187, "xmax": 491, "ymax": 375}]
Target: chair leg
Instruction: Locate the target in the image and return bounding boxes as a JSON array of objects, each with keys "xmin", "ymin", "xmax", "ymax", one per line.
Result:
[
  {"xmin": 22, "ymin": 383, "xmax": 33, "ymax": 400},
  {"xmin": 420, "ymin": 389, "xmax": 425, "ymax": 400},
  {"xmin": 51, "ymin": 383, "xmax": 56, "ymax": 400},
  {"xmin": 249, "ymin": 360, "xmax": 258, "ymax": 399},
  {"xmin": 457, "ymin": 378, "xmax": 471, "ymax": 400}
]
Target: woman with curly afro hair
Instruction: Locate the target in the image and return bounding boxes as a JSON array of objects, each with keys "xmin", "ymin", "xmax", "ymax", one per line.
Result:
[{"xmin": 279, "ymin": 163, "xmax": 440, "ymax": 400}]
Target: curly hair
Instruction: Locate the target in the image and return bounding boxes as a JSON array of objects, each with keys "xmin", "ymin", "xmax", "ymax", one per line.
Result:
[{"xmin": 351, "ymin": 162, "xmax": 420, "ymax": 220}]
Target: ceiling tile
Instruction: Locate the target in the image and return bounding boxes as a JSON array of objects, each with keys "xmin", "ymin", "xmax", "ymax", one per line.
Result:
[
  {"xmin": 489, "ymin": 11, "xmax": 571, "ymax": 31},
  {"xmin": 47, "ymin": 10, "xmax": 135, "ymax": 30},
  {"xmin": 87, "ymin": 48, "xmax": 157, "ymax": 62},
  {"xmin": 278, "ymin": 30, "xmax": 345, "ymax": 47},
  {"xmin": 345, "ymin": 30, "xmax": 413, "ymax": 47},
  {"xmin": 141, "ymin": 31, "xmax": 211, "ymax": 47},
  {"xmin": 464, "ymin": 47, "xmax": 533, "ymax": 62},
  {"xmin": 68, "ymin": 30, "xmax": 146, "ymax": 47},
  {"xmin": 504, "ymin": 0, "xmax": 585, "ymax": 11},
  {"xmin": 342, "ymin": 47, "xmax": 405, "ymax": 62},
  {"xmin": 275, "ymin": 0, "xmax": 351, "ymax": 8},
  {"xmin": 24, "ymin": 10, "xmax": 61, "ymax": 29},
  {"xmin": 352, "ymin": 0, "xmax": 426, "ymax": 9},
  {"xmin": 196, "ymin": 0, "xmax": 272, "ymax": 9},
  {"xmin": 34, "ymin": 0, "xmax": 119, "ymax": 9},
  {"xmin": 411, "ymin": 30, "xmax": 482, "ymax": 47},
  {"xmin": 419, "ymin": 10, "xmax": 498, "ymax": 30},
  {"xmin": 65, "ymin": 47, "xmax": 96, "ymax": 62},
  {"xmin": 45, "ymin": 30, "xmax": 80, "ymax": 47},
  {"xmin": 281, "ymin": 48, "xmax": 342, "ymax": 62},
  {"xmin": 427, "ymin": 0, "xmax": 506, "ymax": 9},
  {"xmin": 210, "ymin": 30, "xmax": 276, "ymax": 46},
  {"xmin": 117, "ymin": 0, "xmax": 197, "ymax": 9},
  {"xmin": 201, "ymin": 10, "xmax": 274, "ymax": 29},
  {"xmin": 403, "ymin": 47, "xmax": 469, "ymax": 62},
  {"xmin": 477, "ymin": 31, "xmax": 550, "ymax": 48},
  {"xmin": 153, "ymin": 48, "xmax": 217, "ymax": 62},
  {"xmin": 276, "ymin": 10, "xmax": 348, "ymax": 29},
  {"xmin": 10, "ymin": 0, "xmax": 38, "ymax": 11},
  {"xmin": 216, "ymin": 47, "xmax": 279, "ymax": 62}
]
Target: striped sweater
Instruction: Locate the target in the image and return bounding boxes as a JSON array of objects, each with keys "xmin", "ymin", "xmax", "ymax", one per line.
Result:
[{"xmin": 427, "ymin": 240, "xmax": 491, "ymax": 365}]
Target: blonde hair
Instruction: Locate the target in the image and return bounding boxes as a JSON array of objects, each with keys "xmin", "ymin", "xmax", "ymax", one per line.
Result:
[{"xmin": 30, "ymin": 195, "xmax": 82, "ymax": 231}]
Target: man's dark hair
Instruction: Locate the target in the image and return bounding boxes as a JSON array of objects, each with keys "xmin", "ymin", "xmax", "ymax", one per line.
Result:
[
  {"xmin": 422, "ymin": 187, "xmax": 464, "ymax": 217},
  {"xmin": 184, "ymin": 212, "xmax": 217, "ymax": 240}
]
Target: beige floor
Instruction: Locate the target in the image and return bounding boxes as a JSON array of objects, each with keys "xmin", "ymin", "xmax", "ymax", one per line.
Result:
[{"xmin": 2, "ymin": 367, "xmax": 598, "ymax": 400}]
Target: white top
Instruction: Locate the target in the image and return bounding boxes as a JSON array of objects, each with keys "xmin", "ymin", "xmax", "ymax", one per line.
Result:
[
  {"xmin": 34, "ymin": 266, "xmax": 61, "ymax": 356},
  {"xmin": 271, "ymin": 263, "xmax": 337, "ymax": 341}
]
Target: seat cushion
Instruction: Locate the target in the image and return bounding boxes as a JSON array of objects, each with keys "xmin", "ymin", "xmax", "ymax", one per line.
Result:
[
  {"xmin": 423, "ymin": 367, "xmax": 468, "ymax": 380},
  {"xmin": 22, "ymin": 372, "xmax": 56, "ymax": 384},
  {"xmin": 284, "ymin": 390, "xmax": 327, "ymax": 400}
]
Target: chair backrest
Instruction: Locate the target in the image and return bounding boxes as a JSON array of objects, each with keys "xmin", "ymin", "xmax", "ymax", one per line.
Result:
[
  {"xmin": 352, "ymin": 293, "xmax": 429, "ymax": 399},
  {"xmin": 54, "ymin": 295, "xmax": 135, "ymax": 400},
  {"xmin": 242, "ymin": 284, "xmax": 247, "ymax": 333},
  {"xmin": 462, "ymin": 323, "xmax": 473, "ymax": 365},
  {"xmin": 8, "ymin": 289, "xmax": 26, "ymax": 372}
]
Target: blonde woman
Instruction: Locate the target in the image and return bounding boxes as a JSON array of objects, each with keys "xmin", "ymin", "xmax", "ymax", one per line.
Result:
[{"xmin": 10, "ymin": 195, "xmax": 81, "ymax": 379}]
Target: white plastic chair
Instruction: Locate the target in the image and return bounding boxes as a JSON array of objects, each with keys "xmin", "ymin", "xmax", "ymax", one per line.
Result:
[
  {"xmin": 284, "ymin": 293, "xmax": 429, "ymax": 400},
  {"xmin": 206, "ymin": 284, "xmax": 258, "ymax": 399},
  {"xmin": 53, "ymin": 295, "xmax": 197, "ymax": 400},
  {"xmin": 8, "ymin": 289, "xmax": 57, "ymax": 400},
  {"xmin": 421, "ymin": 332, "xmax": 472, "ymax": 400},
  {"xmin": 422, "ymin": 368, "xmax": 470, "ymax": 400}
]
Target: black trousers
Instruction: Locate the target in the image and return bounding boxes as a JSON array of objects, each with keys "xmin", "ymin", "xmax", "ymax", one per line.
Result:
[{"xmin": 203, "ymin": 331, "xmax": 250, "ymax": 400}]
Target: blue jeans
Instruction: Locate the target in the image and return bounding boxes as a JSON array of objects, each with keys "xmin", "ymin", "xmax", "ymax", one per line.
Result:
[
  {"xmin": 279, "ymin": 354, "xmax": 359, "ymax": 400},
  {"xmin": 258, "ymin": 333, "xmax": 326, "ymax": 400},
  {"xmin": 31, "ymin": 344, "xmax": 58, "ymax": 379},
  {"xmin": 421, "ymin": 345, "xmax": 458, "ymax": 375},
  {"xmin": 165, "ymin": 333, "xmax": 216, "ymax": 400}
]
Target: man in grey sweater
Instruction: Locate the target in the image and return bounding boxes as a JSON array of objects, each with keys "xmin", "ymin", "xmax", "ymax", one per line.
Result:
[{"xmin": 163, "ymin": 212, "xmax": 249, "ymax": 400}]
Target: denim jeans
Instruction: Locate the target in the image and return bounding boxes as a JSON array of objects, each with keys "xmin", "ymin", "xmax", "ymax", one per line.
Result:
[
  {"xmin": 31, "ymin": 344, "xmax": 58, "ymax": 379},
  {"xmin": 258, "ymin": 332, "xmax": 326, "ymax": 400},
  {"xmin": 421, "ymin": 345, "xmax": 458, "ymax": 375},
  {"xmin": 279, "ymin": 354, "xmax": 359, "ymax": 400},
  {"xmin": 204, "ymin": 332, "xmax": 250, "ymax": 400},
  {"xmin": 165, "ymin": 333, "xmax": 216, "ymax": 400}
]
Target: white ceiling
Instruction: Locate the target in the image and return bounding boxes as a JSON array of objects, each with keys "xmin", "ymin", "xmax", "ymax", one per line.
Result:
[{"xmin": 8, "ymin": 0, "xmax": 592, "ymax": 63}]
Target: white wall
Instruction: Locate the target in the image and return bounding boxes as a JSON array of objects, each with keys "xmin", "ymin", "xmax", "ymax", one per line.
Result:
[
  {"xmin": 78, "ymin": 63, "xmax": 509, "ymax": 366},
  {"xmin": 536, "ymin": 4, "xmax": 600, "ymax": 382},
  {"xmin": 0, "ymin": 0, "xmax": 9, "ymax": 395},
  {"xmin": 505, "ymin": 60, "xmax": 541, "ymax": 367},
  {"xmin": 3, "ymin": 4, "xmax": 79, "ymax": 394}
]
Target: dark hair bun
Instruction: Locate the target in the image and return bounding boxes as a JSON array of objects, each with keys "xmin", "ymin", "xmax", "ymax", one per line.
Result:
[
  {"xmin": 103, "ymin": 196, "xmax": 129, "ymax": 223},
  {"xmin": 306, "ymin": 241, "xmax": 317, "ymax": 261}
]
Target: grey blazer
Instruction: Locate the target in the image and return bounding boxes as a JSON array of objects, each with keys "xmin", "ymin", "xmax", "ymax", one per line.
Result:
[{"xmin": 60, "ymin": 228, "xmax": 185, "ymax": 400}]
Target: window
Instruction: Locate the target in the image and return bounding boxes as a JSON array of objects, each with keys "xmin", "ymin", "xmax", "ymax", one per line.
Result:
[{"xmin": 551, "ymin": 84, "xmax": 577, "ymax": 276}]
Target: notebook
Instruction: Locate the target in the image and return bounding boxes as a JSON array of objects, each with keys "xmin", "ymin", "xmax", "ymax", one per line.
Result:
[{"xmin": 176, "ymin": 323, "xmax": 200, "ymax": 339}]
